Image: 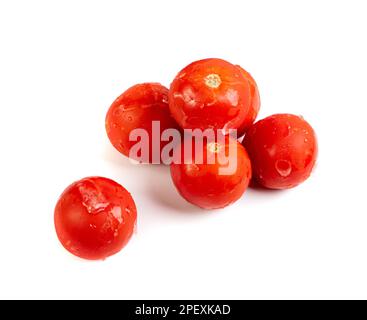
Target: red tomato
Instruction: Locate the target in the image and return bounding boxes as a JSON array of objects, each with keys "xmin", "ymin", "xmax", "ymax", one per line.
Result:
[
  {"xmin": 169, "ymin": 58, "xmax": 259, "ymax": 135},
  {"xmin": 106, "ymin": 83, "xmax": 180, "ymax": 163},
  {"xmin": 170, "ymin": 136, "xmax": 252, "ymax": 209},
  {"xmin": 54, "ymin": 177, "xmax": 137, "ymax": 260},
  {"xmin": 235, "ymin": 65, "xmax": 260, "ymax": 137},
  {"xmin": 243, "ymin": 114, "xmax": 318, "ymax": 189}
]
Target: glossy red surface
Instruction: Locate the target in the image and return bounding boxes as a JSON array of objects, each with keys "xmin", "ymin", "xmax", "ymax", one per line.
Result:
[
  {"xmin": 235, "ymin": 65, "xmax": 260, "ymax": 137},
  {"xmin": 106, "ymin": 83, "xmax": 180, "ymax": 163},
  {"xmin": 54, "ymin": 177, "xmax": 137, "ymax": 260},
  {"xmin": 170, "ymin": 137, "xmax": 252, "ymax": 209},
  {"xmin": 243, "ymin": 114, "xmax": 318, "ymax": 189},
  {"xmin": 169, "ymin": 58, "xmax": 259, "ymax": 135}
]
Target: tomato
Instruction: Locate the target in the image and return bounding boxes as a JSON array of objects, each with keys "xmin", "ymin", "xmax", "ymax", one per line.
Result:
[
  {"xmin": 170, "ymin": 136, "xmax": 252, "ymax": 209},
  {"xmin": 169, "ymin": 58, "xmax": 259, "ymax": 136},
  {"xmin": 105, "ymin": 83, "xmax": 180, "ymax": 163},
  {"xmin": 235, "ymin": 65, "xmax": 260, "ymax": 137},
  {"xmin": 54, "ymin": 177, "xmax": 137, "ymax": 260},
  {"xmin": 243, "ymin": 114, "xmax": 318, "ymax": 189}
]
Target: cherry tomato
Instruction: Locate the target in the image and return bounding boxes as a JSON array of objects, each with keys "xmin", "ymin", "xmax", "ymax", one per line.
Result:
[
  {"xmin": 235, "ymin": 65, "xmax": 260, "ymax": 136},
  {"xmin": 106, "ymin": 83, "xmax": 180, "ymax": 163},
  {"xmin": 243, "ymin": 114, "xmax": 318, "ymax": 189},
  {"xmin": 54, "ymin": 177, "xmax": 137, "ymax": 260},
  {"xmin": 169, "ymin": 58, "xmax": 259, "ymax": 135},
  {"xmin": 170, "ymin": 136, "xmax": 252, "ymax": 209}
]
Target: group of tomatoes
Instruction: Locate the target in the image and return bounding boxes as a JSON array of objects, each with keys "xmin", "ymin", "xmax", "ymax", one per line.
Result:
[{"xmin": 55, "ymin": 58, "xmax": 318, "ymax": 260}]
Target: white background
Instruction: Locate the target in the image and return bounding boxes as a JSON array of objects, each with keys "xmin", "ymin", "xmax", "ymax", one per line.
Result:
[{"xmin": 0, "ymin": 0, "xmax": 366, "ymax": 299}]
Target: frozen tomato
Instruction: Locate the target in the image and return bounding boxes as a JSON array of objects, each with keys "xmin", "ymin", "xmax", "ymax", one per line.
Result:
[
  {"xmin": 169, "ymin": 58, "xmax": 259, "ymax": 135},
  {"xmin": 106, "ymin": 83, "xmax": 180, "ymax": 163},
  {"xmin": 243, "ymin": 114, "xmax": 318, "ymax": 189},
  {"xmin": 170, "ymin": 136, "xmax": 252, "ymax": 209},
  {"xmin": 54, "ymin": 177, "xmax": 137, "ymax": 260}
]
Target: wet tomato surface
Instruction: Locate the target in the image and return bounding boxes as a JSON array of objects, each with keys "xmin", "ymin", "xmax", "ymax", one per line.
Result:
[
  {"xmin": 243, "ymin": 114, "xmax": 317, "ymax": 189},
  {"xmin": 170, "ymin": 136, "xmax": 252, "ymax": 209},
  {"xmin": 235, "ymin": 65, "xmax": 260, "ymax": 136},
  {"xmin": 106, "ymin": 83, "xmax": 180, "ymax": 163},
  {"xmin": 54, "ymin": 177, "xmax": 137, "ymax": 260},
  {"xmin": 169, "ymin": 58, "xmax": 259, "ymax": 136}
]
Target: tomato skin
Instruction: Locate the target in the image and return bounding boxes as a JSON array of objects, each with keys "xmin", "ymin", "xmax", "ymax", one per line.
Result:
[
  {"xmin": 235, "ymin": 65, "xmax": 260, "ymax": 137},
  {"xmin": 54, "ymin": 177, "xmax": 137, "ymax": 260},
  {"xmin": 170, "ymin": 137, "xmax": 252, "ymax": 209},
  {"xmin": 105, "ymin": 83, "xmax": 180, "ymax": 163},
  {"xmin": 169, "ymin": 58, "xmax": 259, "ymax": 135},
  {"xmin": 243, "ymin": 114, "xmax": 318, "ymax": 189}
]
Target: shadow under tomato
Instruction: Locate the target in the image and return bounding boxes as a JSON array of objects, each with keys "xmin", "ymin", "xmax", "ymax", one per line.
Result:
[
  {"xmin": 146, "ymin": 169, "xmax": 205, "ymax": 214},
  {"xmin": 248, "ymin": 178, "xmax": 287, "ymax": 193}
]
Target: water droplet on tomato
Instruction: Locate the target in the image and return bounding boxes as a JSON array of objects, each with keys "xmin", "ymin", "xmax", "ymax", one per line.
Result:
[
  {"xmin": 111, "ymin": 206, "xmax": 123, "ymax": 224},
  {"xmin": 79, "ymin": 183, "xmax": 110, "ymax": 214},
  {"xmin": 162, "ymin": 95, "xmax": 168, "ymax": 104},
  {"xmin": 125, "ymin": 206, "xmax": 133, "ymax": 215},
  {"xmin": 267, "ymin": 145, "xmax": 277, "ymax": 157},
  {"xmin": 275, "ymin": 159, "xmax": 292, "ymax": 177},
  {"xmin": 114, "ymin": 106, "xmax": 124, "ymax": 117}
]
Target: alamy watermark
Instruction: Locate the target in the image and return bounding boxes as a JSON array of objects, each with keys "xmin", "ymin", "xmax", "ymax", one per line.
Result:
[{"xmin": 128, "ymin": 121, "xmax": 239, "ymax": 175}]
